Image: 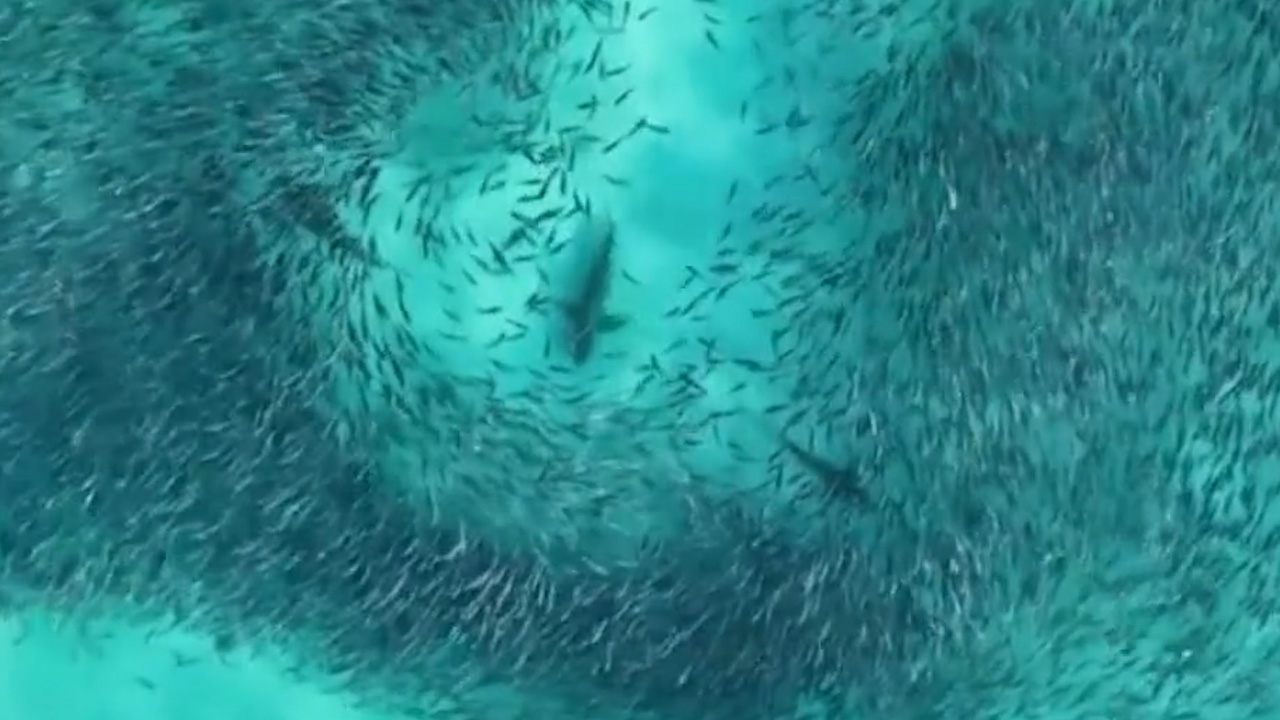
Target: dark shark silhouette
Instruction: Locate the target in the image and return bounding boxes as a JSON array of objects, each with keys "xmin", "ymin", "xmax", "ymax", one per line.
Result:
[
  {"xmin": 780, "ymin": 436, "xmax": 871, "ymax": 507},
  {"xmin": 554, "ymin": 213, "xmax": 626, "ymax": 364}
]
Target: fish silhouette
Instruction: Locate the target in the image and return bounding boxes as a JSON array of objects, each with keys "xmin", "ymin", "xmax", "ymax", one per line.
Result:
[
  {"xmin": 781, "ymin": 436, "xmax": 871, "ymax": 506},
  {"xmin": 553, "ymin": 213, "xmax": 626, "ymax": 364}
]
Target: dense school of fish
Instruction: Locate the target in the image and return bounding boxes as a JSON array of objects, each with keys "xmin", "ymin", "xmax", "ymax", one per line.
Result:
[{"xmin": 2, "ymin": 0, "xmax": 1280, "ymax": 719}]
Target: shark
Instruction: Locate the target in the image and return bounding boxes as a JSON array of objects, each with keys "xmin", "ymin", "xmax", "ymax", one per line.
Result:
[
  {"xmin": 780, "ymin": 435, "xmax": 872, "ymax": 507},
  {"xmin": 551, "ymin": 212, "xmax": 627, "ymax": 365}
]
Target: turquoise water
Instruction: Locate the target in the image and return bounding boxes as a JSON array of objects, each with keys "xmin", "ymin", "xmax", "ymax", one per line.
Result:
[{"xmin": 3, "ymin": 0, "xmax": 1280, "ymax": 719}]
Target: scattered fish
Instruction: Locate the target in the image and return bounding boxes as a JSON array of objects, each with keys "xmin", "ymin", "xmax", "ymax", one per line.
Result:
[{"xmin": 2, "ymin": 4, "xmax": 1277, "ymax": 720}]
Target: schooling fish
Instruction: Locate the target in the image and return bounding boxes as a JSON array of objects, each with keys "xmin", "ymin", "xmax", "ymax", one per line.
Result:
[{"xmin": 551, "ymin": 212, "xmax": 626, "ymax": 364}]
